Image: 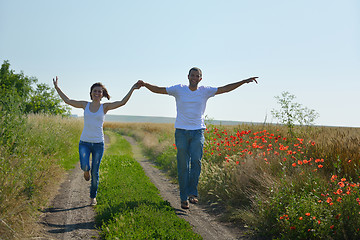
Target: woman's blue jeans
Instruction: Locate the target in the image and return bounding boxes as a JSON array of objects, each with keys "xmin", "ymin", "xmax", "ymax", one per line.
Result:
[
  {"xmin": 79, "ymin": 140, "xmax": 104, "ymax": 199},
  {"xmin": 175, "ymin": 129, "xmax": 205, "ymax": 202}
]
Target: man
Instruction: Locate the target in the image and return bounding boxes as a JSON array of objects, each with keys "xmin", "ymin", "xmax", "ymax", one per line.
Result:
[{"xmin": 139, "ymin": 67, "xmax": 258, "ymax": 209}]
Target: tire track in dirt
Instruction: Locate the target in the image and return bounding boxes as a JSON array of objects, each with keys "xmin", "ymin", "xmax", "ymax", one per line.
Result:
[
  {"xmin": 123, "ymin": 135, "xmax": 248, "ymax": 240},
  {"xmin": 39, "ymin": 163, "xmax": 99, "ymax": 240}
]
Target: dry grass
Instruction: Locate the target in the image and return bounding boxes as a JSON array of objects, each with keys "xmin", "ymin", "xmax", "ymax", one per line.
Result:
[{"xmin": 0, "ymin": 114, "xmax": 82, "ymax": 239}]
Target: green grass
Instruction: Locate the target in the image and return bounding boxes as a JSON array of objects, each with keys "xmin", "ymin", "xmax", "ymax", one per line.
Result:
[{"xmin": 95, "ymin": 131, "xmax": 202, "ymax": 239}]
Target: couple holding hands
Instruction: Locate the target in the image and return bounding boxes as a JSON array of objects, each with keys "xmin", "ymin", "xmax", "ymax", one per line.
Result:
[{"xmin": 53, "ymin": 67, "xmax": 258, "ymax": 209}]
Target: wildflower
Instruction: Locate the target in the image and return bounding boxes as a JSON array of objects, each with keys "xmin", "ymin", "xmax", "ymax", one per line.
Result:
[
  {"xmin": 338, "ymin": 182, "xmax": 345, "ymax": 188},
  {"xmin": 326, "ymin": 197, "xmax": 333, "ymax": 203},
  {"xmin": 236, "ymin": 161, "xmax": 239, "ymax": 165},
  {"xmin": 292, "ymin": 163, "xmax": 297, "ymax": 167},
  {"xmin": 331, "ymin": 175, "xmax": 337, "ymax": 182},
  {"xmin": 298, "ymin": 160, "xmax": 303, "ymax": 165},
  {"xmin": 299, "ymin": 217, "xmax": 303, "ymax": 220},
  {"xmin": 318, "ymin": 164, "xmax": 323, "ymax": 168},
  {"xmin": 330, "ymin": 225, "xmax": 334, "ymax": 229},
  {"xmin": 336, "ymin": 189, "xmax": 343, "ymax": 195},
  {"xmin": 341, "ymin": 178, "xmax": 346, "ymax": 182},
  {"xmin": 305, "ymin": 213, "xmax": 310, "ymax": 216},
  {"xmin": 290, "ymin": 226, "xmax": 296, "ymax": 230}
]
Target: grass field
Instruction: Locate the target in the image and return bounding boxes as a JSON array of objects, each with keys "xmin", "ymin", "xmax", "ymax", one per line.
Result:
[
  {"xmin": 1, "ymin": 114, "xmax": 359, "ymax": 239},
  {"xmin": 104, "ymin": 121, "xmax": 360, "ymax": 239}
]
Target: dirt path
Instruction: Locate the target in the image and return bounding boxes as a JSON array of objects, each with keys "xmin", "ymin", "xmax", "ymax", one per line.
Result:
[
  {"xmin": 38, "ymin": 135, "xmax": 248, "ymax": 239},
  {"xmin": 37, "ymin": 135, "xmax": 112, "ymax": 240},
  {"xmin": 123, "ymin": 136, "xmax": 248, "ymax": 240},
  {"xmin": 39, "ymin": 163, "xmax": 99, "ymax": 240}
]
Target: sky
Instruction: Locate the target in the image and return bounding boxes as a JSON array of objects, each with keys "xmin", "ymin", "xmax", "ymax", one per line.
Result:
[{"xmin": 1, "ymin": 0, "xmax": 359, "ymax": 127}]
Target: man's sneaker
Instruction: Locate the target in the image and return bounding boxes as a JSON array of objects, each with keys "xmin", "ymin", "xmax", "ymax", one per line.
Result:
[
  {"xmin": 189, "ymin": 195, "xmax": 199, "ymax": 204},
  {"xmin": 90, "ymin": 198, "xmax": 97, "ymax": 206},
  {"xmin": 181, "ymin": 200, "xmax": 189, "ymax": 209},
  {"xmin": 84, "ymin": 171, "xmax": 90, "ymax": 181}
]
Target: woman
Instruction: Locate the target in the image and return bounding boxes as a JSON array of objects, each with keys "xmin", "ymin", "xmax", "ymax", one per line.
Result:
[{"xmin": 53, "ymin": 76, "xmax": 140, "ymax": 205}]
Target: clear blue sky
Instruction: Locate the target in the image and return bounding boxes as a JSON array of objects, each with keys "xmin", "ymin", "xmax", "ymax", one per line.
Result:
[{"xmin": 1, "ymin": 0, "xmax": 359, "ymax": 127}]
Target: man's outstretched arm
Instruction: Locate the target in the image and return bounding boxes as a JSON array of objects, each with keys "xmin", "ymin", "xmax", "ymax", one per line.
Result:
[
  {"xmin": 215, "ymin": 77, "xmax": 258, "ymax": 95},
  {"xmin": 138, "ymin": 80, "xmax": 168, "ymax": 94}
]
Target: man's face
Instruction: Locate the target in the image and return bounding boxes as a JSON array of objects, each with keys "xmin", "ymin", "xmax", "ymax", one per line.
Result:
[{"xmin": 188, "ymin": 70, "xmax": 202, "ymax": 87}]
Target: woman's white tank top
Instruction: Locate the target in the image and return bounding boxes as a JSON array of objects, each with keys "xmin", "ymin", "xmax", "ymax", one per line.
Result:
[{"xmin": 80, "ymin": 102, "xmax": 105, "ymax": 143}]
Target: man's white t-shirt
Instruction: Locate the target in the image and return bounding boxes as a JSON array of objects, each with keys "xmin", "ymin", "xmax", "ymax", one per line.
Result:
[{"xmin": 166, "ymin": 84, "xmax": 218, "ymax": 130}]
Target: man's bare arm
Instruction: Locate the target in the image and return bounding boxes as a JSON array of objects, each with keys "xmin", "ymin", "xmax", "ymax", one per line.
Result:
[
  {"xmin": 138, "ymin": 80, "xmax": 167, "ymax": 94},
  {"xmin": 216, "ymin": 77, "xmax": 258, "ymax": 95}
]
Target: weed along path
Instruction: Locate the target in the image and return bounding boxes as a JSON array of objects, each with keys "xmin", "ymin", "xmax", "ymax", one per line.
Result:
[{"xmin": 123, "ymin": 136, "xmax": 245, "ymax": 240}]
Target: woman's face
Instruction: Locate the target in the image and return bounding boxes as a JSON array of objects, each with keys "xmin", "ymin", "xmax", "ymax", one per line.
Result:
[{"xmin": 91, "ymin": 86, "xmax": 103, "ymax": 101}]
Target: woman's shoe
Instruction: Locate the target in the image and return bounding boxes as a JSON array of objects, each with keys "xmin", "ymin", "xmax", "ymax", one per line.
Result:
[
  {"xmin": 181, "ymin": 200, "xmax": 189, "ymax": 209},
  {"xmin": 84, "ymin": 171, "xmax": 90, "ymax": 181},
  {"xmin": 90, "ymin": 198, "xmax": 97, "ymax": 206}
]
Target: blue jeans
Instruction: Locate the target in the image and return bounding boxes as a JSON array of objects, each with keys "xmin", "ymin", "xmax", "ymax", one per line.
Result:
[
  {"xmin": 79, "ymin": 141, "xmax": 104, "ymax": 199},
  {"xmin": 175, "ymin": 128, "xmax": 205, "ymax": 202}
]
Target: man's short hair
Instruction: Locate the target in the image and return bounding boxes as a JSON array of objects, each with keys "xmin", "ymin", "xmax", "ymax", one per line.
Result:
[{"xmin": 188, "ymin": 67, "xmax": 202, "ymax": 76}]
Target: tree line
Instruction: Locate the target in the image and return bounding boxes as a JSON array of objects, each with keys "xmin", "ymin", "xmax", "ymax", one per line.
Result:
[
  {"xmin": 0, "ymin": 60, "xmax": 70, "ymax": 115},
  {"xmin": 0, "ymin": 60, "xmax": 70, "ymax": 149}
]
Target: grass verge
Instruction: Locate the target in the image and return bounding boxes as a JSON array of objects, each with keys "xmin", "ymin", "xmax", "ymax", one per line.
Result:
[
  {"xmin": 95, "ymin": 131, "xmax": 202, "ymax": 239},
  {"xmin": 0, "ymin": 114, "xmax": 82, "ymax": 239}
]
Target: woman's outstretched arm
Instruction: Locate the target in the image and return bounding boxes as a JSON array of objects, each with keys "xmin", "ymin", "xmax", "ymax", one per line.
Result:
[
  {"xmin": 103, "ymin": 81, "xmax": 141, "ymax": 113},
  {"xmin": 53, "ymin": 76, "xmax": 87, "ymax": 109}
]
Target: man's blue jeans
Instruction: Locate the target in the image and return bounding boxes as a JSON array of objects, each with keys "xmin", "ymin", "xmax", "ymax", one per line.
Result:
[
  {"xmin": 79, "ymin": 141, "xmax": 104, "ymax": 199},
  {"xmin": 175, "ymin": 128, "xmax": 205, "ymax": 202}
]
